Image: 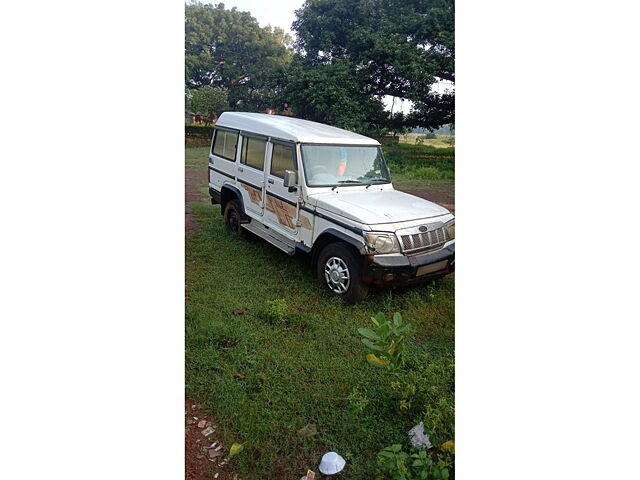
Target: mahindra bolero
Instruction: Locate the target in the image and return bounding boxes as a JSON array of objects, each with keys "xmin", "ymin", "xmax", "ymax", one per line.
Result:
[{"xmin": 208, "ymin": 112, "xmax": 454, "ymax": 303}]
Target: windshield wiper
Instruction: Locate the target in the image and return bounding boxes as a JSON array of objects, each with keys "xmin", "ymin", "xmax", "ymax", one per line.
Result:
[
  {"xmin": 362, "ymin": 178, "xmax": 390, "ymax": 188},
  {"xmin": 332, "ymin": 179, "xmax": 362, "ymax": 190}
]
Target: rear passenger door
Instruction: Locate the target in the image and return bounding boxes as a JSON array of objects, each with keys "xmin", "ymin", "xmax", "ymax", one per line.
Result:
[
  {"xmin": 237, "ymin": 134, "xmax": 267, "ymax": 216},
  {"xmin": 209, "ymin": 128, "xmax": 239, "ymax": 190},
  {"xmin": 263, "ymin": 140, "xmax": 304, "ymax": 236}
]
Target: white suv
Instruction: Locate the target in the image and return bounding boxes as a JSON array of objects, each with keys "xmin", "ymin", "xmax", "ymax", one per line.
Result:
[{"xmin": 208, "ymin": 112, "xmax": 454, "ymax": 303}]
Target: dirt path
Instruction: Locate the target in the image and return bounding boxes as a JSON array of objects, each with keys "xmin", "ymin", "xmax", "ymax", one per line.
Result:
[{"xmin": 185, "ymin": 167, "xmax": 208, "ymax": 235}]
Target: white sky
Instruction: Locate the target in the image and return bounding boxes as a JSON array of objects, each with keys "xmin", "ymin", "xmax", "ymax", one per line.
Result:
[{"xmin": 186, "ymin": 0, "xmax": 453, "ymax": 114}]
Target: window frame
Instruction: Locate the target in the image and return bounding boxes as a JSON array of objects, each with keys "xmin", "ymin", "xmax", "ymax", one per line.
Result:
[
  {"xmin": 239, "ymin": 133, "xmax": 268, "ymax": 172},
  {"xmin": 211, "ymin": 127, "xmax": 239, "ymax": 162},
  {"xmin": 268, "ymin": 139, "xmax": 298, "ymax": 179}
]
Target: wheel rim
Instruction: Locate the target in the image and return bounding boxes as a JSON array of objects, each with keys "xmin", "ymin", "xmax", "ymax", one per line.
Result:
[
  {"xmin": 324, "ymin": 256, "xmax": 350, "ymax": 294},
  {"xmin": 228, "ymin": 209, "xmax": 239, "ymax": 234}
]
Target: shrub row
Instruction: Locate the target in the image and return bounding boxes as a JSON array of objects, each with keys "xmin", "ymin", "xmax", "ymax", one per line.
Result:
[{"xmin": 185, "ymin": 125, "xmax": 215, "ymax": 139}]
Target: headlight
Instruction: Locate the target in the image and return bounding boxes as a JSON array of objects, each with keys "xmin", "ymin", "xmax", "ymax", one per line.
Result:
[
  {"xmin": 445, "ymin": 219, "xmax": 455, "ymax": 240},
  {"xmin": 363, "ymin": 232, "xmax": 400, "ymax": 254}
]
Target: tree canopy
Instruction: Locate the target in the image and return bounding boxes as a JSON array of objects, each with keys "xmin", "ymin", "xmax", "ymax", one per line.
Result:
[
  {"xmin": 184, "ymin": 1, "xmax": 454, "ymax": 133},
  {"xmin": 185, "ymin": 2, "xmax": 292, "ymax": 112},
  {"xmin": 292, "ymin": 0, "xmax": 454, "ymax": 130},
  {"xmin": 187, "ymin": 85, "xmax": 229, "ymax": 120}
]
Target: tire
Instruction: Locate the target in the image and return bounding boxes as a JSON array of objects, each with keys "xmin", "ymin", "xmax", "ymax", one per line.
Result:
[
  {"xmin": 223, "ymin": 199, "xmax": 246, "ymax": 238},
  {"xmin": 316, "ymin": 242, "xmax": 369, "ymax": 304}
]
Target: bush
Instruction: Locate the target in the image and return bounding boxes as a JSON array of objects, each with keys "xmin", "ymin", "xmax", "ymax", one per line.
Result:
[
  {"xmin": 412, "ymin": 167, "xmax": 443, "ymax": 181},
  {"xmin": 376, "ymin": 444, "xmax": 451, "ymax": 480},
  {"xmin": 424, "ymin": 133, "xmax": 438, "ymax": 139},
  {"xmin": 259, "ymin": 299, "xmax": 288, "ymax": 325}
]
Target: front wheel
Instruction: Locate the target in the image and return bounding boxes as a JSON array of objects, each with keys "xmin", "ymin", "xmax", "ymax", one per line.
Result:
[{"xmin": 316, "ymin": 242, "xmax": 369, "ymax": 304}]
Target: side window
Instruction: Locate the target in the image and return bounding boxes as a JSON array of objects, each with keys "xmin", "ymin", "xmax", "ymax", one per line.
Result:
[
  {"xmin": 270, "ymin": 143, "xmax": 297, "ymax": 178},
  {"xmin": 240, "ymin": 137, "xmax": 266, "ymax": 171},
  {"xmin": 212, "ymin": 129, "xmax": 238, "ymax": 161}
]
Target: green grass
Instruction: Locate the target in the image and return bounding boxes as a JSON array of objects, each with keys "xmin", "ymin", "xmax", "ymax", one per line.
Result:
[
  {"xmin": 185, "ymin": 147, "xmax": 211, "ymax": 168},
  {"xmin": 185, "ymin": 198, "xmax": 455, "ymax": 478},
  {"xmin": 382, "ymin": 143, "xmax": 455, "ymax": 183}
]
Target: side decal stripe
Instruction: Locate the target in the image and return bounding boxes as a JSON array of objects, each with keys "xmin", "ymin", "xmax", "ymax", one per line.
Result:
[{"xmin": 209, "ymin": 166, "xmax": 235, "ymax": 180}]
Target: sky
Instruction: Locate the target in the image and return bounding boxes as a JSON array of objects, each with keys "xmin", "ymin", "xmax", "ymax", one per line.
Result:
[{"xmin": 186, "ymin": 0, "xmax": 453, "ymax": 115}]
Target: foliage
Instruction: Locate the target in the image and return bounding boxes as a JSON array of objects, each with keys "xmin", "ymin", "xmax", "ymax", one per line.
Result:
[
  {"xmin": 382, "ymin": 143, "xmax": 454, "ymax": 183},
  {"xmin": 359, "ymin": 312, "xmax": 411, "ymax": 371},
  {"xmin": 185, "ymin": 2, "xmax": 292, "ymax": 111},
  {"xmin": 281, "ymin": 58, "xmax": 388, "ymax": 136},
  {"xmin": 424, "ymin": 133, "xmax": 438, "ymax": 140},
  {"xmin": 187, "ymin": 86, "xmax": 228, "ymax": 119},
  {"xmin": 260, "ymin": 298, "xmax": 288, "ymax": 325},
  {"xmin": 347, "ymin": 386, "xmax": 370, "ymax": 414},
  {"xmin": 376, "ymin": 445, "xmax": 450, "ymax": 480},
  {"xmin": 293, "ymin": 0, "xmax": 454, "ymax": 130}
]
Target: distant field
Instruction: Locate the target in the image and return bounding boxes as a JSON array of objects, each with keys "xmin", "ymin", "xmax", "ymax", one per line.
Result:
[{"xmin": 399, "ymin": 133, "xmax": 455, "ymax": 148}]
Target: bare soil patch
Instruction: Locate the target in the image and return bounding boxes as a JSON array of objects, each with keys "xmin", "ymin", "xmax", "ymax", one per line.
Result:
[{"xmin": 185, "ymin": 398, "xmax": 239, "ymax": 480}]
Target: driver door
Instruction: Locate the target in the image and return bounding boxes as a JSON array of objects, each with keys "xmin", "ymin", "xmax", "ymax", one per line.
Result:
[{"xmin": 263, "ymin": 140, "xmax": 303, "ymax": 237}]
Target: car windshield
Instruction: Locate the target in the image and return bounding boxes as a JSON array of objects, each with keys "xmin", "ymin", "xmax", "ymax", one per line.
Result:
[{"xmin": 300, "ymin": 145, "xmax": 391, "ymax": 187}]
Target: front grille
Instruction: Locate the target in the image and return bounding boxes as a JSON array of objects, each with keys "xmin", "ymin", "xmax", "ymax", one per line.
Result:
[{"xmin": 400, "ymin": 226, "xmax": 448, "ymax": 254}]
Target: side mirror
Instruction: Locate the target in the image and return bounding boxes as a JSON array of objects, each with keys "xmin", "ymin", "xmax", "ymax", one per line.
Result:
[{"xmin": 283, "ymin": 170, "xmax": 297, "ymax": 188}]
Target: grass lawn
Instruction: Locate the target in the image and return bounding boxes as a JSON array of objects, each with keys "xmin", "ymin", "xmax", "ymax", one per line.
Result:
[{"xmin": 185, "ymin": 143, "xmax": 455, "ymax": 479}]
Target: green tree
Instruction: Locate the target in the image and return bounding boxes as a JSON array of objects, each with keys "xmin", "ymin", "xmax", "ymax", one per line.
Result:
[
  {"xmin": 185, "ymin": 2, "xmax": 292, "ymax": 112},
  {"xmin": 281, "ymin": 58, "xmax": 388, "ymax": 135},
  {"xmin": 292, "ymin": 0, "xmax": 454, "ymax": 130},
  {"xmin": 187, "ymin": 86, "xmax": 229, "ymax": 121}
]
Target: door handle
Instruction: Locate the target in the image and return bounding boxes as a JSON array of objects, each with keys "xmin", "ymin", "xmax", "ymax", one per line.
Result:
[
  {"xmin": 267, "ymin": 179, "xmax": 274, "ymax": 184},
  {"xmin": 238, "ymin": 167, "xmax": 244, "ymax": 173}
]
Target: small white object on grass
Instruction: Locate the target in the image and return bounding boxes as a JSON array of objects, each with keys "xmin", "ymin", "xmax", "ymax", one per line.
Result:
[
  {"xmin": 408, "ymin": 422, "xmax": 432, "ymax": 449},
  {"xmin": 319, "ymin": 452, "xmax": 346, "ymax": 475}
]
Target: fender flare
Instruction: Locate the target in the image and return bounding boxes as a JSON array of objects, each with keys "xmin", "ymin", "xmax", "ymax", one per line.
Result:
[
  {"xmin": 312, "ymin": 228, "xmax": 366, "ymax": 266},
  {"xmin": 220, "ymin": 184, "xmax": 251, "ymax": 223}
]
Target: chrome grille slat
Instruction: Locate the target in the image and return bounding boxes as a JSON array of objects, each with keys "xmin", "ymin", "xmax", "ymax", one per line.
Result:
[{"xmin": 398, "ymin": 222, "xmax": 449, "ymax": 254}]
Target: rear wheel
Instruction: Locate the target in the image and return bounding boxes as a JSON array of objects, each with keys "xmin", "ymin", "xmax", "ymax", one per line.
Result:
[
  {"xmin": 223, "ymin": 199, "xmax": 245, "ymax": 238},
  {"xmin": 316, "ymin": 242, "xmax": 369, "ymax": 304}
]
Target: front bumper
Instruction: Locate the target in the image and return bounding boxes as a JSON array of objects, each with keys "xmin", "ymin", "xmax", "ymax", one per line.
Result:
[{"xmin": 363, "ymin": 242, "xmax": 455, "ymax": 285}]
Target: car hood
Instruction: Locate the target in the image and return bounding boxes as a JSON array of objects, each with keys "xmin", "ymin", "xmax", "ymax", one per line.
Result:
[{"xmin": 308, "ymin": 189, "xmax": 450, "ymax": 225}]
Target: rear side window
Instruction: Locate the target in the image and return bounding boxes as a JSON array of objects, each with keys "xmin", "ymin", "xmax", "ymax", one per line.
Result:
[
  {"xmin": 212, "ymin": 129, "xmax": 238, "ymax": 161},
  {"xmin": 240, "ymin": 137, "xmax": 266, "ymax": 171},
  {"xmin": 270, "ymin": 143, "xmax": 296, "ymax": 178}
]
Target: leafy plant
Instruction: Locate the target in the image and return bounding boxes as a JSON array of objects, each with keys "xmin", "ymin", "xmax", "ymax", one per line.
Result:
[
  {"xmin": 260, "ymin": 299, "xmax": 288, "ymax": 324},
  {"xmin": 347, "ymin": 386, "xmax": 370, "ymax": 414},
  {"xmin": 376, "ymin": 445, "xmax": 450, "ymax": 480},
  {"xmin": 358, "ymin": 312, "xmax": 411, "ymax": 371}
]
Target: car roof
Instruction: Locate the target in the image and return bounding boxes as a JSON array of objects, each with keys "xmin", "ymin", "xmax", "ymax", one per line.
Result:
[{"xmin": 216, "ymin": 112, "xmax": 380, "ymax": 146}]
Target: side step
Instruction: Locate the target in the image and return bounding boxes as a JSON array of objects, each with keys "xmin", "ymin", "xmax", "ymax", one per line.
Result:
[{"xmin": 242, "ymin": 221, "xmax": 296, "ymax": 255}]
